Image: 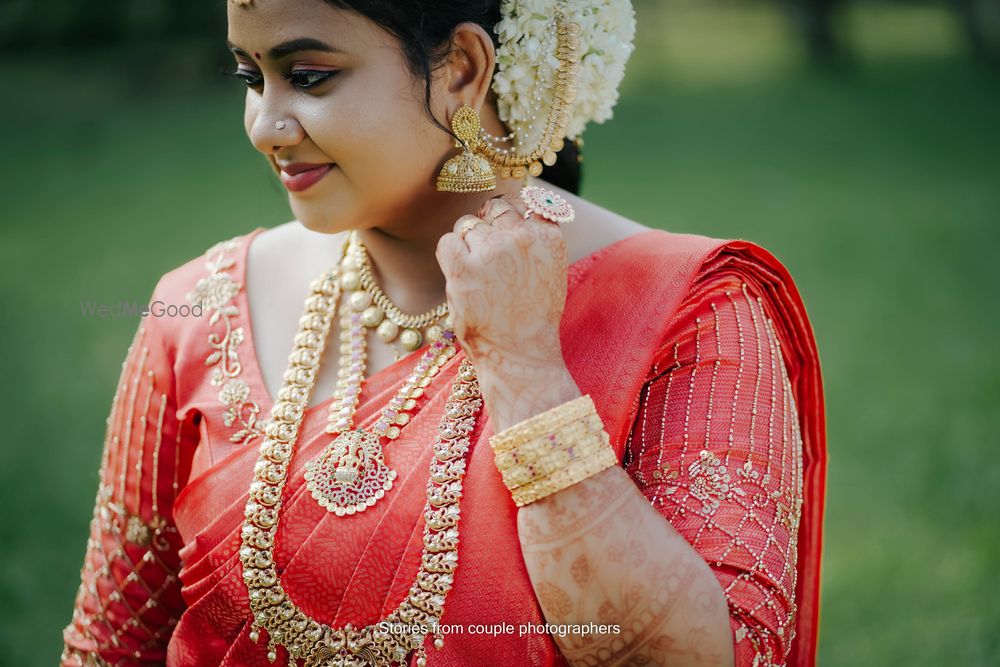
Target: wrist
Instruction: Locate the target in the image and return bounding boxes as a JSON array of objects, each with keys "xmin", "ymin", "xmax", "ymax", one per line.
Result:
[{"xmin": 480, "ymin": 362, "xmax": 580, "ymax": 432}]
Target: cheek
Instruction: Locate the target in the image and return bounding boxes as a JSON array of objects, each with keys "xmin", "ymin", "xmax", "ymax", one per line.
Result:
[
  {"xmin": 317, "ymin": 69, "xmax": 450, "ymax": 168},
  {"xmin": 309, "ymin": 81, "xmax": 445, "ymax": 180},
  {"xmin": 287, "ymin": 72, "xmax": 453, "ymax": 231}
]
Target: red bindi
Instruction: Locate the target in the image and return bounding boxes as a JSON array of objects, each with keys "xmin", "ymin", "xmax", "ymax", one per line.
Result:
[{"xmin": 254, "ymin": 52, "xmax": 261, "ymax": 59}]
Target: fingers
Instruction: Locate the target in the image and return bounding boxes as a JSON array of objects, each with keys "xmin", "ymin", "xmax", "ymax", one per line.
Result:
[
  {"xmin": 479, "ymin": 196, "xmax": 524, "ymax": 231},
  {"xmin": 454, "ymin": 214, "xmax": 492, "ymax": 251},
  {"xmin": 446, "ymin": 191, "xmax": 566, "ymax": 263},
  {"xmin": 436, "ymin": 228, "xmax": 468, "ymax": 272},
  {"xmin": 453, "ymin": 214, "xmax": 483, "ymax": 237},
  {"xmin": 481, "ymin": 191, "xmax": 570, "ymax": 235}
]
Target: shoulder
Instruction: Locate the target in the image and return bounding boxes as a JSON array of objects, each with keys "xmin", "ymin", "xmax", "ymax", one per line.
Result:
[
  {"xmin": 544, "ymin": 181, "xmax": 727, "ymax": 269},
  {"xmin": 147, "ymin": 221, "xmax": 347, "ymax": 348},
  {"xmin": 653, "ymin": 239, "xmax": 820, "ymax": 389},
  {"xmin": 565, "ymin": 185, "xmax": 805, "ymax": 307},
  {"xmin": 558, "ymin": 191, "xmax": 816, "ymax": 368},
  {"xmin": 153, "ymin": 219, "xmax": 344, "ymax": 303},
  {"xmin": 152, "ymin": 229, "xmax": 259, "ymax": 308},
  {"xmin": 556, "ymin": 189, "xmax": 653, "ymax": 264}
]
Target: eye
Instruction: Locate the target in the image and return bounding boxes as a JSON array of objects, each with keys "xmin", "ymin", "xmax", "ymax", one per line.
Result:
[
  {"xmin": 224, "ymin": 66, "xmax": 263, "ymax": 88},
  {"xmin": 283, "ymin": 70, "xmax": 339, "ymax": 89}
]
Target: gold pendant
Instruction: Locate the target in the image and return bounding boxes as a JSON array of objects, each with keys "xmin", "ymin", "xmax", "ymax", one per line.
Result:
[{"xmin": 304, "ymin": 430, "xmax": 397, "ymax": 516}]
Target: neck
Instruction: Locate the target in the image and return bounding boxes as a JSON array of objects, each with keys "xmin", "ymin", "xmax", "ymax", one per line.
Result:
[{"xmin": 356, "ymin": 177, "xmax": 524, "ymax": 315}]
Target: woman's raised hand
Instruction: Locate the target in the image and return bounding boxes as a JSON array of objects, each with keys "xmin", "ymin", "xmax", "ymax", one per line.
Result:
[{"xmin": 436, "ymin": 191, "xmax": 580, "ymax": 431}]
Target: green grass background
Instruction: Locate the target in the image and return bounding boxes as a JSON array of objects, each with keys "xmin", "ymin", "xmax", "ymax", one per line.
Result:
[{"xmin": 2, "ymin": 2, "xmax": 998, "ymax": 664}]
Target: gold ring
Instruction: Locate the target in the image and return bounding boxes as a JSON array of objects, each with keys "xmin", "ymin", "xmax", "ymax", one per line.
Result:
[{"xmin": 459, "ymin": 219, "xmax": 483, "ymax": 239}]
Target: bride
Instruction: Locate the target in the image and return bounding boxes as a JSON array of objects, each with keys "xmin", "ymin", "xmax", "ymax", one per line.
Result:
[{"xmin": 62, "ymin": 1, "xmax": 826, "ymax": 665}]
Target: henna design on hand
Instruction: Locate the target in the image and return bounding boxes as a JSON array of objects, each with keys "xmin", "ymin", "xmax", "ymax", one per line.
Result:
[
  {"xmin": 437, "ymin": 192, "xmax": 578, "ymax": 430},
  {"xmin": 519, "ymin": 467, "xmax": 735, "ymax": 667}
]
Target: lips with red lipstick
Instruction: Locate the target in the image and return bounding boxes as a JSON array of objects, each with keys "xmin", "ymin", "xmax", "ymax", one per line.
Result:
[{"xmin": 277, "ymin": 162, "xmax": 336, "ymax": 193}]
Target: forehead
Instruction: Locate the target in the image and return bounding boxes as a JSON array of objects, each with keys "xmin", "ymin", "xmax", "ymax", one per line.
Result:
[{"xmin": 227, "ymin": 0, "xmax": 391, "ymax": 54}]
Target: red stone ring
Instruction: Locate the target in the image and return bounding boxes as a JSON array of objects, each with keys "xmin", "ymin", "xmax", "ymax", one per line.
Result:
[{"xmin": 519, "ymin": 185, "xmax": 576, "ymax": 225}]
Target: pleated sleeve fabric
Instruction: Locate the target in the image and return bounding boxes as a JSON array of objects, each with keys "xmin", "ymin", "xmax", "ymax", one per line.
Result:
[
  {"xmin": 623, "ymin": 270, "xmax": 805, "ymax": 666},
  {"xmin": 62, "ymin": 281, "xmax": 199, "ymax": 666}
]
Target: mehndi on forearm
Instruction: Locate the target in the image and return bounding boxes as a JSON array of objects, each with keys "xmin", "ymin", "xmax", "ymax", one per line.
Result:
[{"xmin": 490, "ymin": 396, "xmax": 735, "ymax": 667}]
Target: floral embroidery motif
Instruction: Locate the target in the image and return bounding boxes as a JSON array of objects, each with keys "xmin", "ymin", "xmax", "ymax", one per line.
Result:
[
  {"xmin": 734, "ymin": 622, "xmax": 779, "ymax": 667},
  {"xmin": 186, "ymin": 236, "xmax": 263, "ymax": 446},
  {"xmin": 773, "ymin": 487, "xmax": 802, "ymax": 534},
  {"xmin": 688, "ymin": 449, "xmax": 745, "ymax": 516}
]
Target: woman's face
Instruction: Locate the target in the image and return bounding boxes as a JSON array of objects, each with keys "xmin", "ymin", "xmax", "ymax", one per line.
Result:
[{"xmin": 227, "ymin": 0, "xmax": 459, "ymax": 235}]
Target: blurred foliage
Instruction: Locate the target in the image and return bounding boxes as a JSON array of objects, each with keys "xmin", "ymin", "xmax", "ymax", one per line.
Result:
[
  {"xmin": 3, "ymin": 0, "xmax": 1000, "ymax": 64},
  {"xmin": 0, "ymin": 0, "xmax": 223, "ymax": 49},
  {"xmin": 1, "ymin": 1, "xmax": 999, "ymax": 666}
]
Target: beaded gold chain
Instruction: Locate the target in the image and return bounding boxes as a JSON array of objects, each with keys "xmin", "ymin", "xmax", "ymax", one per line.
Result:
[
  {"xmin": 240, "ymin": 261, "xmax": 483, "ymax": 666},
  {"xmin": 344, "ymin": 231, "xmax": 450, "ymax": 355}
]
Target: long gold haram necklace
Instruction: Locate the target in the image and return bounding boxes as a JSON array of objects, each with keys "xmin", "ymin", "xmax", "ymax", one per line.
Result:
[
  {"xmin": 305, "ymin": 235, "xmax": 455, "ymax": 516},
  {"xmin": 241, "ymin": 261, "xmax": 483, "ymax": 666}
]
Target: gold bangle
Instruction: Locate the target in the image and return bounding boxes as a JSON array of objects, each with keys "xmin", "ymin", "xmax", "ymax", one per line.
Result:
[
  {"xmin": 488, "ymin": 394, "xmax": 618, "ymax": 506},
  {"xmin": 498, "ymin": 430, "xmax": 609, "ymax": 489},
  {"xmin": 489, "ymin": 395, "xmax": 597, "ymax": 454},
  {"xmin": 493, "ymin": 412, "xmax": 604, "ymax": 470},
  {"xmin": 510, "ymin": 437, "xmax": 617, "ymax": 507}
]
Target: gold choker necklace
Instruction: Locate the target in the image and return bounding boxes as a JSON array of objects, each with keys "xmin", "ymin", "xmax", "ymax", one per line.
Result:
[
  {"xmin": 342, "ymin": 231, "xmax": 449, "ymax": 358},
  {"xmin": 241, "ymin": 253, "xmax": 483, "ymax": 666}
]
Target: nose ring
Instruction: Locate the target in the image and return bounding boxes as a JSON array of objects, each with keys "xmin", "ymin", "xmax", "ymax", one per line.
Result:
[{"xmin": 274, "ymin": 120, "xmax": 287, "ymax": 130}]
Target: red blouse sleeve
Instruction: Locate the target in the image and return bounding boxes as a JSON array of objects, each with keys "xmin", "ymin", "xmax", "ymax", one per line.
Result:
[
  {"xmin": 62, "ymin": 282, "xmax": 198, "ymax": 666},
  {"xmin": 623, "ymin": 272, "xmax": 805, "ymax": 666}
]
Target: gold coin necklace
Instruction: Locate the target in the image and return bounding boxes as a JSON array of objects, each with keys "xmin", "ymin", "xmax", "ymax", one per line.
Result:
[
  {"xmin": 241, "ymin": 256, "xmax": 483, "ymax": 666},
  {"xmin": 305, "ymin": 235, "xmax": 456, "ymax": 516}
]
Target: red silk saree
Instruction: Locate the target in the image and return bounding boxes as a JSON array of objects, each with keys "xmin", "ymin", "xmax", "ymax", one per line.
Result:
[{"xmin": 63, "ymin": 226, "xmax": 826, "ymax": 666}]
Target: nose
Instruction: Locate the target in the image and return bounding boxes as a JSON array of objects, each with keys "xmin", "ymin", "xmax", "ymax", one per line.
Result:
[{"xmin": 246, "ymin": 93, "xmax": 303, "ymax": 155}]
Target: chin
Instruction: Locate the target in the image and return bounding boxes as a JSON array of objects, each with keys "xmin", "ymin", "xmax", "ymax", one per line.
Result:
[{"xmin": 288, "ymin": 198, "xmax": 355, "ymax": 236}]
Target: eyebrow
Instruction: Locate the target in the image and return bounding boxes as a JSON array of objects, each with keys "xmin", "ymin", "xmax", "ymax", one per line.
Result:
[{"xmin": 227, "ymin": 37, "xmax": 344, "ymax": 60}]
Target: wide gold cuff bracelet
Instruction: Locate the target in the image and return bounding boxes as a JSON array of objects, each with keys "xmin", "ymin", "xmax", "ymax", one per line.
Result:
[{"xmin": 489, "ymin": 395, "xmax": 617, "ymax": 507}]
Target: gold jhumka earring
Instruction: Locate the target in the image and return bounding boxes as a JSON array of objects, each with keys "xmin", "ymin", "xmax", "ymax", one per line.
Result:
[{"xmin": 436, "ymin": 104, "xmax": 497, "ymax": 193}]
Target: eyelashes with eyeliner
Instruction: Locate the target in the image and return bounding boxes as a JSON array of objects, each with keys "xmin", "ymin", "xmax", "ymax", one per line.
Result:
[{"xmin": 222, "ymin": 67, "xmax": 340, "ymax": 89}]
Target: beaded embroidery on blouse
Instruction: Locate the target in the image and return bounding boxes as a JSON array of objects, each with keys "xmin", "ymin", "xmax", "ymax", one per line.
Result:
[
  {"xmin": 62, "ymin": 324, "xmax": 186, "ymax": 665},
  {"xmin": 624, "ymin": 281, "xmax": 805, "ymax": 665},
  {"xmin": 185, "ymin": 235, "xmax": 264, "ymax": 446}
]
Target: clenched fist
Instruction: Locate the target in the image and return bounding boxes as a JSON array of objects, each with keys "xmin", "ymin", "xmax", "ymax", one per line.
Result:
[{"xmin": 435, "ymin": 191, "xmax": 581, "ymax": 432}]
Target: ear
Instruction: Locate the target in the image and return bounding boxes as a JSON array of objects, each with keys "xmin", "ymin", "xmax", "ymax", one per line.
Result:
[{"xmin": 443, "ymin": 22, "xmax": 497, "ymax": 113}]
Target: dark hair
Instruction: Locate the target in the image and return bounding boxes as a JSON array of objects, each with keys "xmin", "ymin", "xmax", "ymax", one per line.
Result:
[{"xmin": 323, "ymin": 0, "xmax": 583, "ymax": 194}]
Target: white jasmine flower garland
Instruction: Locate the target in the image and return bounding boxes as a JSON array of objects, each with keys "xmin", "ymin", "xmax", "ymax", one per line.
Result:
[{"xmin": 491, "ymin": 0, "xmax": 636, "ymax": 152}]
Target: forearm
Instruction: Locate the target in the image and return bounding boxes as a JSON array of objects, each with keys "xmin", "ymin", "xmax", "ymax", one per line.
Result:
[
  {"xmin": 517, "ymin": 466, "xmax": 735, "ymax": 667},
  {"xmin": 481, "ymin": 361, "xmax": 735, "ymax": 665}
]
